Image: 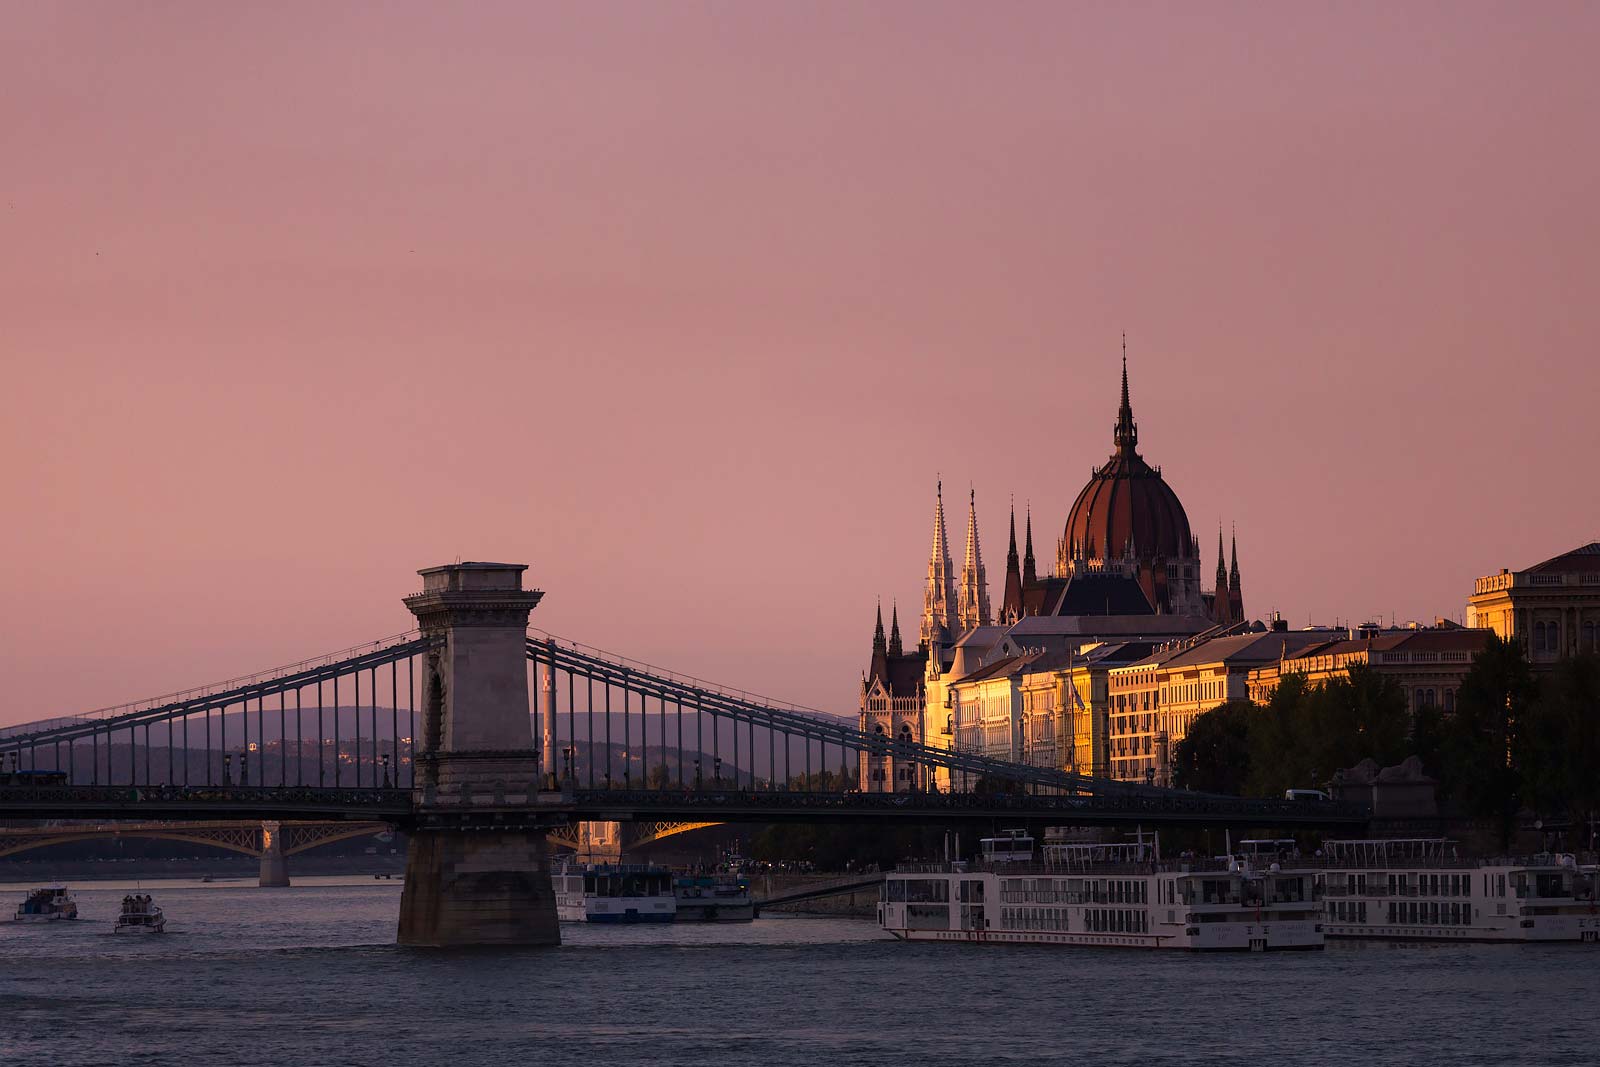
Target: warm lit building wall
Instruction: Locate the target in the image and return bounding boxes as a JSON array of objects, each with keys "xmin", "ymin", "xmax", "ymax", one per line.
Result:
[
  {"xmin": 1246, "ymin": 630, "xmax": 1490, "ymax": 715},
  {"xmin": 1468, "ymin": 544, "xmax": 1600, "ymax": 666}
]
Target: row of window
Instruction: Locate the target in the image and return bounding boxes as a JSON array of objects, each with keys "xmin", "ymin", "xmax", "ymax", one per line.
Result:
[
  {"xmin": 1085, "ymin": 908, "xmax": 1149, "ymax": 933},
  {"xmin": 1003, "ymin": 906, "xmax": 1069, "ymax": 931},
  {"xmin": 1328, "ymin": 901, "xmax": 1369, "ymax": 923},
  {"xmin": 1387, "ymin": 901, "xmax": 1472, "ymax": 925},
  {"xmin": 1533, "ymin": 620, "xmax": 1600, "ymax": 654}
]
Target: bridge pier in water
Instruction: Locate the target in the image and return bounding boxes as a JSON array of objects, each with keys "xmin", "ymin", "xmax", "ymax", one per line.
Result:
[
  {"xmin": 396, "ymin": 562, "xmax": 560, "ymax": 948},
  {"xmin": 258, "ymin": 820, "xmax": 290, "ymax": 887}
]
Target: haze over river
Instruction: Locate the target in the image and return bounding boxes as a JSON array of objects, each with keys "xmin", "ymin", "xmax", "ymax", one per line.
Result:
[{"xmin": 2, "ymin": 879, "xmax": 1597, "ymax": 1066}]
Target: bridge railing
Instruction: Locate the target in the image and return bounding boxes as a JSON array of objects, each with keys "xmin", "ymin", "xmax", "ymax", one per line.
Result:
[
  {"xmin": 0, "ymin": 635, "xmax": 435, "ymax": 794},
  {"xmin": 529, "ymin": 637, "xmax": 1225, "ymax": 804}
]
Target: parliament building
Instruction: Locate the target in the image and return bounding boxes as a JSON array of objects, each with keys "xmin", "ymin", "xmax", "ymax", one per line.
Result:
[{"xmin": 860, "ymin": 356, "xmax": 1247, "ymax": 790}]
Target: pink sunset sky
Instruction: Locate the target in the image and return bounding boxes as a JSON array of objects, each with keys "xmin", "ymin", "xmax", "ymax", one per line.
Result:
[{"xmin": 2, "ymin": 2, "xmax": 1596, "ymax": 727}]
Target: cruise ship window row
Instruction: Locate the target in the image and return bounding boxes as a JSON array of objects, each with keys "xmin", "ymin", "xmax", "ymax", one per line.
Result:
[
  {"xmin": 1386, "ymin": 901, "xmax": 1472, "ymax": 926},
  {"xmin": 1002, "ymin": 906, "xmax": 1069, "ymax": 931},
  {"xmin": 1085, "ymin": 908, "xmax": 1148, "ymax": 934}
]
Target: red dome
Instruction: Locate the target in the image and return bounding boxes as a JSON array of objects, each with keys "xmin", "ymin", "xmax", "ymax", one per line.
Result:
[
  {"xmin": 1063, "ymin": 358, "xmax": 1194, "ymax": 561},
  {"xmin": 1063, "ymin": 452, "xmax": 1193, "ymax": 561}
]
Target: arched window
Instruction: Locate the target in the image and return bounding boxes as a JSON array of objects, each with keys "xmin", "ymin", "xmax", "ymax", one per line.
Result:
[
  {"xmin": 1444, "ymin": 689, "xmax": 1455, "ymax": 713},
  {"xmin": 1585, "ymin": 622, "xmax": 1597, "ymax": 653},
  {"xmin": 1534, "ymin": 622, "xmax": 1547, "ymax": 652}
]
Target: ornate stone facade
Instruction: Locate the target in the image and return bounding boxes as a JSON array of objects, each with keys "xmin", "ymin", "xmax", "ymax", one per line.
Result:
[{"xmin": 1467, "ymin": 542, "xmax": 1600, "ymax": 665}]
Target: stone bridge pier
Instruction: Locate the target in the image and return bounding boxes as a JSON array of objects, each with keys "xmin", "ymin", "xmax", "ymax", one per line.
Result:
[
  {"xmin": 258, "ymin": 821, "xmax": 290, "ymax": 887},
  {"xmin": 396, "ymin": 562, "xmax": 560, "ymax": 947}
]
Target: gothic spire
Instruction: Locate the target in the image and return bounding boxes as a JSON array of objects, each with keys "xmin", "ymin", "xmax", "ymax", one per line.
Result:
[
  {"xmin": 1214, "ymin": 524, "xmax": 1231, "ymax": 624},
  {"xmin": 1001, "ymin": 498, "xmax": 1024, "ymax": 623},
  {"xmin": 1228, "ymin": 525, "xmax": 1243, "ymax": 622},
  {"xmin": 1114, "ymin": 334, "xmax": 1139, "ymax": 457},
  {"xmin": 1022, "ymin": 503, "xmax": 1037, "ymax": 585},
  {"xmin": 958, "ymin": 487, "xmax": 992, "ymax": 629},
  {"xmin": 873, "ymin": 600, "xmax": 887, "ymax": 657},
  {"xmin": 922, "ymin": 479, "xmax": 959, "ymax": 645},
  {"xmin": 888, "ymin": 601, "xmax": 903, "ymax": 657}
]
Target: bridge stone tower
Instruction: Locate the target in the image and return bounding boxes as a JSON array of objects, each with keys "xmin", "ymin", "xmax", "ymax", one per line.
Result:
[{"xmin": 396, "ymin": 562, "xmax": 560, "ymax": 947}]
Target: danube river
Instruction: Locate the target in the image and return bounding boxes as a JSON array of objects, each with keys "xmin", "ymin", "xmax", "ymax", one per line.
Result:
[{"xmin": 3, "ymin": 878, "xmax": 1598, "ymax": 1066}]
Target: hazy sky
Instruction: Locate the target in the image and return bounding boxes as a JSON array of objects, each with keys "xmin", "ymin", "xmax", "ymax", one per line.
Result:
[{"xmin": 3, "ymin": 2, "xmax": 1597, "ymax": 727}]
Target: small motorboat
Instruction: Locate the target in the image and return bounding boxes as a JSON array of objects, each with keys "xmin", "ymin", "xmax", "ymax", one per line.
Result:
[
  {"xmin": 113, "ymin": 894, "xmax": 166, "ymax": 934},
  {"xmin": 13, "ymin": 886, "xmax": 78, "ymax": 922}
]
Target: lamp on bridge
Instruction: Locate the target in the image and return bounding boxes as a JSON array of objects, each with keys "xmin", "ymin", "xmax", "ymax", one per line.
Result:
[
  {"xmin": 222, "ymin": 753, "xmax": 232, "ymax": 786},
  {"xmin": 381, "ymin": 754, "xmax": 391, "ymax": 789}
]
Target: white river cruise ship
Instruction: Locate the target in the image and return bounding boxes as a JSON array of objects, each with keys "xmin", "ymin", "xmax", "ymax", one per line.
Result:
[
  {"xmin": 879, "ymin": 833, "xmax": 1323, "ymax": 951},
  {"xmin": 1318, "ymin": 838, "xmax": 1600, "ymax": 943}
]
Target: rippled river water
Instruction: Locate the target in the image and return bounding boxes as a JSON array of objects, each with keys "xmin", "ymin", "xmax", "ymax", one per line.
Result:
[{"xmin": 3, "ymin": 878, "xmax": 1599, "ymax": 1067}]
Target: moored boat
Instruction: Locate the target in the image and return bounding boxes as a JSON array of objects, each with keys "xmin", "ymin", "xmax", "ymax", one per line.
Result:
[
  {"xmin": 674, "ymin": 874, "xmax": 754, "ymax": 922},
  {"xmin": 1318, "ymin": 838, "xmax": 1600, "ymax": 943},
  {"xmin": 13, "ymin": 886, "xmax": 78, "ymax": 923},
  {"xmin": 879, "ymin": 831, "xmax": 1323, "ymax": 951},
  {"xmin": 554, "ymin": 862, "xmax": 677, "ymax": 923}
]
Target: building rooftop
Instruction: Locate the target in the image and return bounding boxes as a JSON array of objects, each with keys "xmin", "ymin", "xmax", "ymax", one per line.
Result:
[{"xmin": 1528, "ymin": 541, "xmax": 1600, "ymax": 574}]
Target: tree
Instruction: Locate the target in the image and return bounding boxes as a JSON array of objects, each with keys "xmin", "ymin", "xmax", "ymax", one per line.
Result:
[
  {"xmin": 1172, "ymin": 701, "xmax": 1253, "ymax": 794},
  {"xmin": 1441, "ymin": 634, "xmax": 1537, "ymax": 841},
  {"xmin": 1519, "ymin": 653, "xmax": 1600, "ymax": 848}
]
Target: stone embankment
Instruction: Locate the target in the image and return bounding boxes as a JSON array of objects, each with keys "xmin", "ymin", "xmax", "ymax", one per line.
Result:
[{"xmin": 756, "ymin": 871, "xmax": 879, "ymax": 917}]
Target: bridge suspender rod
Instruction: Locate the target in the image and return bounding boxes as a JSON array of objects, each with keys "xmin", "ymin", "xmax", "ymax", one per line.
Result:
[{"xmin": 537, "ymin": 643, "xmax": 1141, "ymax": 798}]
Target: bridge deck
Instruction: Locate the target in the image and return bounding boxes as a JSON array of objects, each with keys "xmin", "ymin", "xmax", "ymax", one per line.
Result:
[{"xmin": 0, "ymin": 785, "xmax": 1368, "ymax": 829}]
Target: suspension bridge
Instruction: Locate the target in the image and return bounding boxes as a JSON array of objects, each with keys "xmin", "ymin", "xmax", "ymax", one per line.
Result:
[{"xmin": 0, "ymin": 561, "xmax": 1364, "ymax": 946}]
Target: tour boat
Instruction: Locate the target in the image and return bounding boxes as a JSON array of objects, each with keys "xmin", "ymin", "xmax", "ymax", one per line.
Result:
[
  {"xmin": 1318, "ymin": 838, "xmax": 1600, "ymax": 943},
  {"xmin": 879, "ymin": 832, "xmax": 1323, "ymax": 951},
  {"xmin": 13, "ymin": 886, "xmax": 78, "ymax": 922},
  {"xmin": 673, "ymin": 874, "xmax": 755, "ymax": 922},
  {"xmin": 554, "ymin": 863, "xmax": 677, "ymax": 923},
  {"xmin": 113, "ymin": 894, "xmax": 166, "ymax": 934}
]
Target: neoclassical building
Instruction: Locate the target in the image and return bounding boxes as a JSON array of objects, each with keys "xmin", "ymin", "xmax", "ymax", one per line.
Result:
[{"xmin": 1467, "ymin": 542, "xmax": 1600, "ymax": 665}]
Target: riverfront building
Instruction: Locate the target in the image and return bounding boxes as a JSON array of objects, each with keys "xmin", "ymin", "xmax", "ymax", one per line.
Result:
[
  {"xmin": 1245, "ymin": 627, "xmax": 1492, "ymax": 715},
  {"xmin": 1467, "ymin": 542, "xmax": 1600, "ymax": 665}
]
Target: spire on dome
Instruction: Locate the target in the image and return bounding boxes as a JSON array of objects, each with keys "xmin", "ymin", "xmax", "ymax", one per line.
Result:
[{"xmin": 1114, "ymin": 334, "xmax": 1139, "ymax": 457}]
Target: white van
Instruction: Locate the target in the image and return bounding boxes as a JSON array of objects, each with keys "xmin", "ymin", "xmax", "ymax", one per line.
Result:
[{"xmin": 1283, "ymin": 788, "xmax": 1331, "ymax": 802}]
